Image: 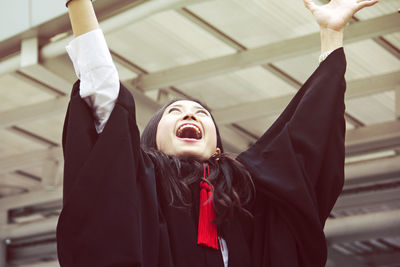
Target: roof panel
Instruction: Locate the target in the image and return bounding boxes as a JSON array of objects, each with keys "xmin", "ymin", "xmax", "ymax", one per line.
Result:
[
  {"xmin": 354, "ymin": 0, "xmax": 400, "ymax": 20},
  {"xmin": 344, "ymin": 39, "xmax": 400, "ymax": 80},
  {"xmin": 272, "ymin": 39, "xmax": 400, "ymax": 83},
  {"xmin": 187, "ymin": 0, "xmax": 318, "ymax": 48},
  {"xmin": 176, "ymin": 66, "xmax": 294, "ymax": 109},
  {"xmin": 0, "ymin": 129, "xmax": 48, "ymax": 158},
  {"xmin": 346, "ymin": 91, "xmax": 395, "ymax": 125},
  {"xmin": 106, "ymin": 10, "xmax": 236, "ymax": 72},
  {"xmin": 383, "ymin": 32, "xmax": 400, "ymax": 50},
  {"xmin": 236, "ymin": 114, "xmax": 280, "ymax": 137},
  {"xmin": 0, "ymin": 73, "xmax": 54, "ymax": 112},
  {"xmin": 18, "ymin": 115, "xmax": 65, "ymax": 145},
  {"xmin": 0, "ymin": 173, "xmax": 39, "ymax": 197}
]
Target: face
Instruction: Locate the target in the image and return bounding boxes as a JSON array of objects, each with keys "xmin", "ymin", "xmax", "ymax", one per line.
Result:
[{"xmin": 156, "ymin": 100, "xmax": 220, "ymax": 161}]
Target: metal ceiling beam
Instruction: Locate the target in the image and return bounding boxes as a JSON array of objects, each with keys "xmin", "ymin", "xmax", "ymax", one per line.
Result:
[
  {"xmin": 19, "ymin": 64, "xmax": 71, "ymax": 95},
  {"xmin": 327, "ymin": 246, "xmax": 366, "ymax": 267},
  {"xmin": 396, "ymin": 87, "xmax": 400, "ymax": 120},
  {"xmin": 324, "ymin": 210, "xmax": 400, "ymax": 243},
  {"xmin": 334, "ymin": 186, "xmax": 400, "ymax": 212},
  {"xmin": 3, "ymin": 69, "xmax": 396, "ymax": 131},
  {"xmin": 1, "ymin": 114, "xmax": 399, "ymax": 177},
  {"xmin": 1, "ymin": 152, "xmax": 399, "ymax": 211},
  {"xmin": 362, "ymin": 251, "xmax": 400, "ymax": 267},
  {"xmin": 0, "ymin": 97, "xmax": 69, "ymax": 129},
  {"xmin": 0, "ymin": 148, "xmax": 62, "ymax": 176},
  {"xmin": 3, "ymin": 203, "xmax": 398, "ymax": 245},
  {"xmin": 345, "ymin": 120, "xmax": 400, "ymax": 156},
  {"xmin": 0, "ymin": 187, "xmax": 62, "ymax": 211},
  {"xmin": 0, "ymin": 0, "xmax": 214, "ymax": 76},
  {"xmin": 0, "ymin": 217, "xmax": 58, "ymax": 239},
  {"xmin": 212, "ymin": 71, "xmax": 400, "ymax": 125},
  {"xmin": 132, "ymin": 13, "xmax": 400, "ymax": 91},
  {"xmin": 344, "ymin": 154, "xmax": 400, "ymax": 185}
]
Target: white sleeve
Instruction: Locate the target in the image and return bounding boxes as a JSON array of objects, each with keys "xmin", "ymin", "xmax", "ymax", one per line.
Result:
[{"xmin": 66, "ymin": 29, "xmax": 120, "ymax": 133}]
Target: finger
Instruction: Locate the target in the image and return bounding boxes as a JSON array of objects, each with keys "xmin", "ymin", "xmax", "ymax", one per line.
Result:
[
  {"xmin": 303, "ymin": 0, "xmax": 318, "ymax": 12},
  {"xmin": 357, "ymin": 0, "xmax": 379, "ymax": 8}
]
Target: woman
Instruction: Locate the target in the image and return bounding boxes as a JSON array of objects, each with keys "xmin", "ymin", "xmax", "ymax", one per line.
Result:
[{"xmin": 57, "ymin": 0, "xmax": 378, "ymax": 266}]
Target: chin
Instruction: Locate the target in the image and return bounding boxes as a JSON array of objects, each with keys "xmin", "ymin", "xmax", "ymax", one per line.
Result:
[{"xmin": 175, "ymin": 149, "xmax": 209, "ymax": 161}]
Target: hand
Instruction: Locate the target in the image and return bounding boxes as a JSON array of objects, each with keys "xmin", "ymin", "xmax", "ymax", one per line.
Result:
[{"xmin": 303, "ymin": 0, "xmax": 379, "ymax": 31}]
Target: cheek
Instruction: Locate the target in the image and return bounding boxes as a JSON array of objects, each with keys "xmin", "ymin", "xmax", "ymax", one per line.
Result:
[
  {"xmin": 205, "ymin": 120, "xmax": 218, "ymax": 147},
  {"xmin": 156, "ymin": 117, "xmax": 173, "ymax": 150}
]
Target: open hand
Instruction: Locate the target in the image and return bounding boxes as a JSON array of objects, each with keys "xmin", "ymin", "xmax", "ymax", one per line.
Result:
[{"xmin": 303, "ymin": 0, "xmax": 379, "ymax": 31}]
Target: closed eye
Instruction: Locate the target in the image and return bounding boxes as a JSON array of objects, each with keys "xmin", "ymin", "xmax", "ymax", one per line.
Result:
[
  {"xmin": 168, "ymin": 107, "xmax": 181, "ymax": 113},
  {"xmin": 196, "ymin": 109, "xmax": 209, "ymax": 116}
]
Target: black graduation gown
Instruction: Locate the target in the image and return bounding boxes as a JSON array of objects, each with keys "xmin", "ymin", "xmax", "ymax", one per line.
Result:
[{"xmin": 56, "ymin": 47, "xmax": 346, "ymax": 267}]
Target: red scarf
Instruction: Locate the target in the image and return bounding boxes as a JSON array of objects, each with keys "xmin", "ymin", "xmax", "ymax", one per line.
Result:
[{"xmin": 197, "ymin": 163, "xmax": 219, "ymax": 249}]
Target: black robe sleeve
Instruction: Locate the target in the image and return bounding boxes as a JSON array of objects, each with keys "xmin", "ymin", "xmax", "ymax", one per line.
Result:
[
  {"xmin": 237, "ymin": 48, "xmax": 346, "ymax": 267},
  {"xmin": 56, "ymin": 81, "xmax": 167, "ymax": 267}
]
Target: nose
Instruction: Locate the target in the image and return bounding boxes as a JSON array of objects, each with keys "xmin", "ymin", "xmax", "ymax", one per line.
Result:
[{"xmin": 182, "ymin": 113, "xmax": 198, "ymax": 121}]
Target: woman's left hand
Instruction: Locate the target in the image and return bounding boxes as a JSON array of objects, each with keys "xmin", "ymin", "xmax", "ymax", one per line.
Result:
[{"xmin": 303, "ymin": 0, "xmax": 379, "ymax": 31}]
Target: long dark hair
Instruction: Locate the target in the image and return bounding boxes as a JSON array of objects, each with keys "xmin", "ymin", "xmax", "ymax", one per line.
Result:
[{"xmin": 141, "ymin": 99, "xmax": 254, "ymax": 224}]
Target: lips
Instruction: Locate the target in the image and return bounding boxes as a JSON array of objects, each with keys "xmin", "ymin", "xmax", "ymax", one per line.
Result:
[{"xmin": 176, "ymin": 123, "xmax": 202, "ymax": 140}]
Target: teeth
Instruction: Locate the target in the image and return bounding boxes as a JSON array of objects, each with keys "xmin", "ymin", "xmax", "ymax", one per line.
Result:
[{"xmin": 177, "ymin": 124, "xmax": 201, "ymax": 138}]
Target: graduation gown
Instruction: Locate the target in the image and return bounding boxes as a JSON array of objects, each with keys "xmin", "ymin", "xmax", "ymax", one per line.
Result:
[{"xmin": 57, "ymin": 48, "xmax": 346, "ymax": 267}]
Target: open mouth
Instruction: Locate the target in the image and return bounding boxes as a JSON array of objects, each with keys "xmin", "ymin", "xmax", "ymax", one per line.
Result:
[{"xmin": 176, "ymin": 123, "xmax": 202, "ymax": 140}]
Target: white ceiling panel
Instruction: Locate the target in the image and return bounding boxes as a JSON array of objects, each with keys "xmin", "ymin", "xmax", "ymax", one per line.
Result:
[
  {"xmin": 383, "ymin": 32, "xmax": 400, "ymax": 49},
  {"xmin": 236, "ymin": 113, "xmax": 357, "ymax": 137},
  {"xmin": 0, "ymin": 129, "xmax": 48, "ymax": 158},
  {"xmin": 0, "ymin": 172, "xmax": 40, "ymax": 188},
  {"xmin": 346, "ymin": 91, "xmax": 395, "ymax": 125},
  {"xmin": 106, "ymin": 10, "xmax": 236, "ymax": 72},
  {"xmin": 187, "ymin": 0, "xmax": 318, "ymax": 48},
  {"xmin": 272, "ymin": 39, "xmax": 400, "ymax": 83},
  {"xmin": 176, "ymin": 66, "xmax": 294, "ymax": 109},
  {"xmin": 0, "ymin": 73, "xmax": 55, "ymax": 112},
  {"xmin": 18, "ymin": 115, "xmax": 65, "ymax": 145},
  {"xmin": 236, "ymin": 113, "xmax": 280, "ymax": 137},
  {"xmin": 114, "ymin": 61, "xmax": 139, "ymax": 81},
  {"xmin": 354, "ymin": 0, "xmax": 400, "ymax": 20},
  {"xmin": 0, "ymin": 173, "xmax": 39, "ymax": 197},
  {"xmin": 19, "ymin": 165, "xmax": 45, "ymax": 180},
  {"xmin": 344, "ymin": 39, "xmax": 400, "ymax": 80}
]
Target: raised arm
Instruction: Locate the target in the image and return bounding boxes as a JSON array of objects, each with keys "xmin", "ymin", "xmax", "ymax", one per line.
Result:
[
  {"xmin": 66, "ymin": 0, "xmax": 99, "ymax": 37},
  {"xmin": 304, "ymin": 0, "xmax": 378, "ymax": 59},
  {"xmin": 65, "ymin": 0, "xmax": 120, "ymax": 134}
]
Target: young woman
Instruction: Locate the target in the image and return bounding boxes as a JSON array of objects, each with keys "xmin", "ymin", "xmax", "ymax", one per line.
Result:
[{"xmin": 57, "ymin": 0, "xmax": 378, "ymax": 266}]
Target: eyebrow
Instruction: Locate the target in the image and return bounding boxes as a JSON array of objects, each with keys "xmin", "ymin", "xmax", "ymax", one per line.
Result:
[{"xmin": 168, "ymin": 104, "xmax": 207, "ymax": 111}]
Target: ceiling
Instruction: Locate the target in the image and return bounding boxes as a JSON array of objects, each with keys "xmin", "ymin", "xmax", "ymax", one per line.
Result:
[{"xmin": 0, "ymin": 0, "xmax": 399, "ymax": 266}]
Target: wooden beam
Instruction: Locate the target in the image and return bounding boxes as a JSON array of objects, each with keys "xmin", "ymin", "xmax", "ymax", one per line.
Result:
[{"xmin": 132, "ymin": 13, "xmax": 400, "ymax": 91}]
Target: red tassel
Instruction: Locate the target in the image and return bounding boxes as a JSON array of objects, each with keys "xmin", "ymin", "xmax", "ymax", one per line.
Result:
[{"xmin": 197, "ymin": 163, "xmax": 219, "ymax": 250}]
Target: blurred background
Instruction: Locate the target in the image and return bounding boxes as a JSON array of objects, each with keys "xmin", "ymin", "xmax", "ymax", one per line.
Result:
[{"xmin": 0, "ymin": 0, "xmax": 399, "ymax": 266}]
